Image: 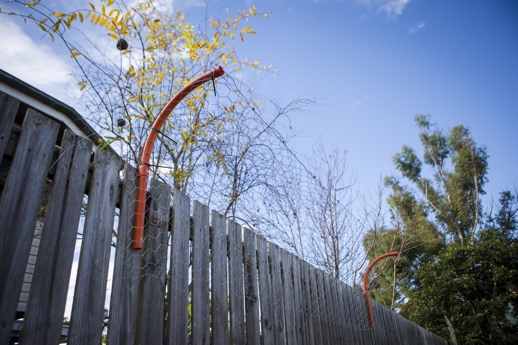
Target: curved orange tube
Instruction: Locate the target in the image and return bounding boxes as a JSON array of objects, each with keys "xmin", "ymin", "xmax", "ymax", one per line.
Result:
[
  {"xmin": 363, "ymin": 251, "xmax": 399, "ymax": 327},
  {"xmin": 133, "ymin": 66, "xmax": 225, "ymax": 249}
]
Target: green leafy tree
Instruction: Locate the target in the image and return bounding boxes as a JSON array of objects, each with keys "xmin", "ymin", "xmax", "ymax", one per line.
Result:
[
  {"xmin": 363, "ymin": 115, "xmax": 489, "ymax": 310},
  {"xmin": 410, "ymin": 191, "xmax": 518, "ymax": 344}
]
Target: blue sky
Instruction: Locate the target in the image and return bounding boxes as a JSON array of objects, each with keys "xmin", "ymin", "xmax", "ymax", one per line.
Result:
[
  {"xmin": 200, "ymin": 0, "xmax": 518, "ymax": 205},
  {"xmin": 1, "ymin": 0, "xmax": 517, "ymax": 206}
]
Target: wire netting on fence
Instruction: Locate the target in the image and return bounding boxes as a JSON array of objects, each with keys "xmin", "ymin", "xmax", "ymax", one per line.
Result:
[{"xmin": 0, "ymin": 84, "xmax": 448, "ymax": 344}]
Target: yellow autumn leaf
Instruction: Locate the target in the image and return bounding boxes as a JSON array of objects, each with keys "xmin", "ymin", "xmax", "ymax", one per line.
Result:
[
  {"xmin": 52, "ymin": 13, "xmax": 66, "ymax": 18},
  {"xmin": 78, "ymin": 12, "xmax": 84, "ymax": 22}
]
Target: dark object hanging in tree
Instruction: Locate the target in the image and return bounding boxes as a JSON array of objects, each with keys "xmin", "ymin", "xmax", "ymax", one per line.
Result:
[
  {"xmin": 117, "ymin": 117, "xmax": 126, "ymax": 127},
  {"xmin": 116, "ymin": 38, "xmax": 128, "ymax": 51}
]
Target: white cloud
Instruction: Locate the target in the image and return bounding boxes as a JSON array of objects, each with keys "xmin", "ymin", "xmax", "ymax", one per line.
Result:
[
  {"xmin": 359, "ymin": 0, "xmax": 411, "ymax": 17},
  {"xmin": 408, "ymin": 21, "xmax": 426, "ymax": 34},
  {"xmin": 0, "ymin": 18, "xmax": 75, "ymax": 100}
]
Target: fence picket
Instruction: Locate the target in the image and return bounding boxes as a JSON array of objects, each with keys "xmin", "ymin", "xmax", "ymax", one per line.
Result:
[
  {"xmin": 228, "ymin": 220, "xmax": 245, "ymax": 344},
  {"xmin": 20, "ymin": 131, "xmax": 92, "ymax": 345},
  {"xmin": 108, "ymin": 164, "xmax": 140, "ymax": 345},
  {"xmin": 244, "ymin": 228, "xmax": 260, "ymax": 345},
  {"xmin": 138, "ymin": 179, "xmax": 171, "ymax": 344},
  {"xmin": 0, "ymin": 109, "xmax": 59, "ymax": 345},
  {"xmin": 192, "ymin": 201, "xmax": 210, "ymax": 345},
  {"xmin": 257, "ymin": 235, "xmax": 275, "ymax": 344},
  {"xmin": 210, "ymin": 210, "xmax": 229, "ymax": 345},
  {"xmin": 168, "ymin": 189, "xmax": 191, "ymax": 345},
  {"xmin": 68, "ymin": 148, "xmax": 122, "ymax": 345}
]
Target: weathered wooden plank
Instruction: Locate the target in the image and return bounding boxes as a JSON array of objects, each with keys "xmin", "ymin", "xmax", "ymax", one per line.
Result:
[
  {"xmin": 256, "ymin": 235, "xmax": 275, "ymax": 345},
  {"xmin": 168, "ymin": 189, "xmax": 191, "ymax": 345},
  {"xmin": 137, "ymin": 179, "xmax": 171, "ymax": 344},
  {"xmin": 270, "ymin": 243, "xmax": 286, "ymax": 345},
  {"xmin": 308, "ymin": 264, "xmax": 323, "ymax": 345},
  {"xmin": 299, "ymin": 261, "xmax": 314, "ymax": 345},
  {"xmin": 0, "ymin": 109, "xmax": 59, "ymax": 344},
  {"xmin": 108, "ymin": 163, "xmax": 140, "ymax": 345},
  {"xmin": 210, "ymin": 210, "xmax": 228, "ymax": 345},
  {"xmin": 67, "ymin": 148, "xmax": 121, "ymax": 344},
  {"xmin": 192, "ymin": 201, "xmax": 210, "ymax": 345},
  {"xmin": 20, "ymin": 131, "xmax": 92, "ymax": 345},
  {"xmin": 282, "ymin": 250, "xmax": 297, "ymax": 345},
  {"xmin": 0, "ymin": 91, "xmax": 20, "ymax": 160},
  {"xmin": 340, "ymin": 283, "xmax": 353, "ymax": 345},
  {"xmin": 291, "ymin": 255, "xmax": 304, "ymax": 344},
  {"xmin": 330, "ymin": 278, "xmax": 345, "ymax": 344},
  {"xmin": 316, "ymin": 269, "xmax": 331, "ymax": 344},
  {"xmin": 243, "ymin": 228, "xmax": 260, "ymax": 345},
  {"xmin": 228, "ymin": 220, "xmax": 245, "ymax": 344},
  {"xmin": 322, "ymin": 270, "xmax": 338, "ymax": 344}
]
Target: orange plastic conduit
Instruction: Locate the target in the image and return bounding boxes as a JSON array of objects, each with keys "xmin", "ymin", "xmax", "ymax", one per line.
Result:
[
  {"xmin": 363, "ymin": 251, "xmax": 399, "ymax": 327},
  {"xmin": 133, "ymin": 66, "xmax": 225, "ymax": 249}
]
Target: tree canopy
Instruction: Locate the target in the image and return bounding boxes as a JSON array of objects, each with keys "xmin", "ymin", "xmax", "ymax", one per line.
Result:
[{"xmin": 363, "ymin": 115, "xmax": 518, "ymax": 343}]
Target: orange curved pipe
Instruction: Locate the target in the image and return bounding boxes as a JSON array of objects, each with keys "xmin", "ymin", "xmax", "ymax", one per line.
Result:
[
  {"xmin": 133, "ymin": 66, "xmax": 225, "ymax": 249},
  {"xmin": 363, "ymin": 251, "xmax": 399, "ymax": 327}
]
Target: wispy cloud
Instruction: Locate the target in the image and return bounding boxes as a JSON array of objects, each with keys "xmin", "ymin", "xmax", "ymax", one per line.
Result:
[
  {"xmin": 408, "ymin": 21, "xmax": 426, "ymax": 34},
  {"xmin": 0, "ymin": 18, "xmax": 74, "ymax": 99},
  {"xmin": 359, "ymin": 0, "xmax": 411, "ymax": 18}
]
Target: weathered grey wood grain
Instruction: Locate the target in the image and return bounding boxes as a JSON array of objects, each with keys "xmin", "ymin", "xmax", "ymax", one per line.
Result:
[
  {"xmin": 210, "ymin": 210, "xmax": 228, "ymax": 345},
  {"xmin": 291, "ymin": 255, "xmax": 304, "ymax": 344},
  {"xmin": 322, "ymin": 271, "xmax": 338, "ymax": 344},
  {"xmin": 308, "ymin": 264, "xmax": 323, "ymax": 345},
  {"xmin": 108, "ymin": 163, "xmax": 140, "ymax": 345},
  {"xmin": 0, "ymin": 109, "xmax": 59, "ymax": 345},
  {"xmin": 137, "ymin": 179, "xmax": 171, "ymax": 345},
  {"xmin": 68, "ymin": 148, "xmax": 122, "ymax": 345},
  {"xmin": 20, "ymin": 131, "xmax": 92, "ymax": 345},
  {"xmin": 0, "ymin": 91, "xmax": 20, "ymax": 160},
  {"xmin": 270, "ymin": 244, "xmax": 286, "ymax": 345},
  {"xmin": 192, "ymin": 201, "xmax": 210, "ymax": 345},
  {"xmin": 256, "ymin": 235, "xmax": 275, "ymax": 345},
  {"xmin": 228, "ymin": 220, "xmax": 245, "ymax": 344},
  {"xmin": 168, "ymin": 189, "xmax": 190, "ymax": 345},
  {"xmin": 282, "ymin": 250, "xmax": 297, "ymax": 345},
  {"xmin": 299, "ymin": 261, "xmax": 314, "ymax": 345},
  {"xmin": 243, "ymin": 228, "xmax": 260, "ymax": 345}
]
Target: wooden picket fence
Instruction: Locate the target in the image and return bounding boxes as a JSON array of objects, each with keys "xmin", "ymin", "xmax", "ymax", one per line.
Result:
[{"xmin": 0, "ymin": 90, "xmax": 447, "ymax": 344}]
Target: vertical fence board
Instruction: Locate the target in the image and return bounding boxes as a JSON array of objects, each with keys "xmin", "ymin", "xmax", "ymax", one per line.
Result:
[
  {"xmin": 192, "ymin": 201, "xmax": 210, "ymax": 345},
  {"xmin": 211, "ymin": 211, "xmax": 228, "ymax": 345},
  {"xmin": 299, "ymin": 261, "xmax": 315, "ymax": 345},
  {"xmin": 108, "ymin": 164, "xmax": 140, "ymax": 345},
  {"xmin": 291, "ymin": 256, "xmax": 304, "ymax": 344},
  {"xmin": 270, "ymin": 244, "xmax": 286, "ymax": 345},
  {"xmin": 243, "ymin": 228, "xmax": 260, "ymax": 345},
  {"xmin": 0, "ymin": 109, "xmax": 59, "ymax": 344},
  {"xmin": 0, "ymin": 91, "xmax": 20, "ymax": 160},
  {"xmin": 348, "ymin": 286, "xmax": 363, "ymax": 345},
  {"xmin": 168, "ymin": 189, "xmax": 191, "ymax": 345},
  {"xmin": 138, "ymin": 179, "xmax": 171, "ymax": 344},
  {"xmin": 68, "ymin": 148, "xmax": 122, "ymax": 345},
  {"xmin": 331, "ymin": 278, "xmax": 345, "ymax": 344},
  {"xmin": 282, "ymin": 250, "xmax": 297, "ymax": 345},
  {"xmin": 257, "ymin": 235, "xmax": 275, "ymax": 345},
  {"xmin": 316, "ymin": 269, "xmax": 332, "ymax": 344},
  {"xmin": 228, "ymin": 220, "xmax": 245, "ymax": 344},
  {"xmin": 308, "ymin": 264, "xmax": 323, "ymax": 345},
  {"xmin": 20, "ymin": 132, "xmax": 92, "ymax": 345},
  {"xmin": 322, "ymin": 271, "xmax": 338, "ymax": 344}
]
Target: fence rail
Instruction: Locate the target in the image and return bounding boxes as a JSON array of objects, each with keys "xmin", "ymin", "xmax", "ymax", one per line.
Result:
[{"xmin": 0, "ymin": 91, "xmax": 447, "ymax": 344}]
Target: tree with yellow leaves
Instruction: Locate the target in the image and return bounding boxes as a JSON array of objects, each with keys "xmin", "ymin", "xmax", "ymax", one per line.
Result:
[{"xmin": 2, "ymin": 0, "xmax": 310, "ymax": 220}]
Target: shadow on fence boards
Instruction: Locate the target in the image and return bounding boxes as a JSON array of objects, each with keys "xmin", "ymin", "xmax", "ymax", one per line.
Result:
[{"xmin": 0, "ymin": 90, "xmax": 448, "ymax": 344}]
